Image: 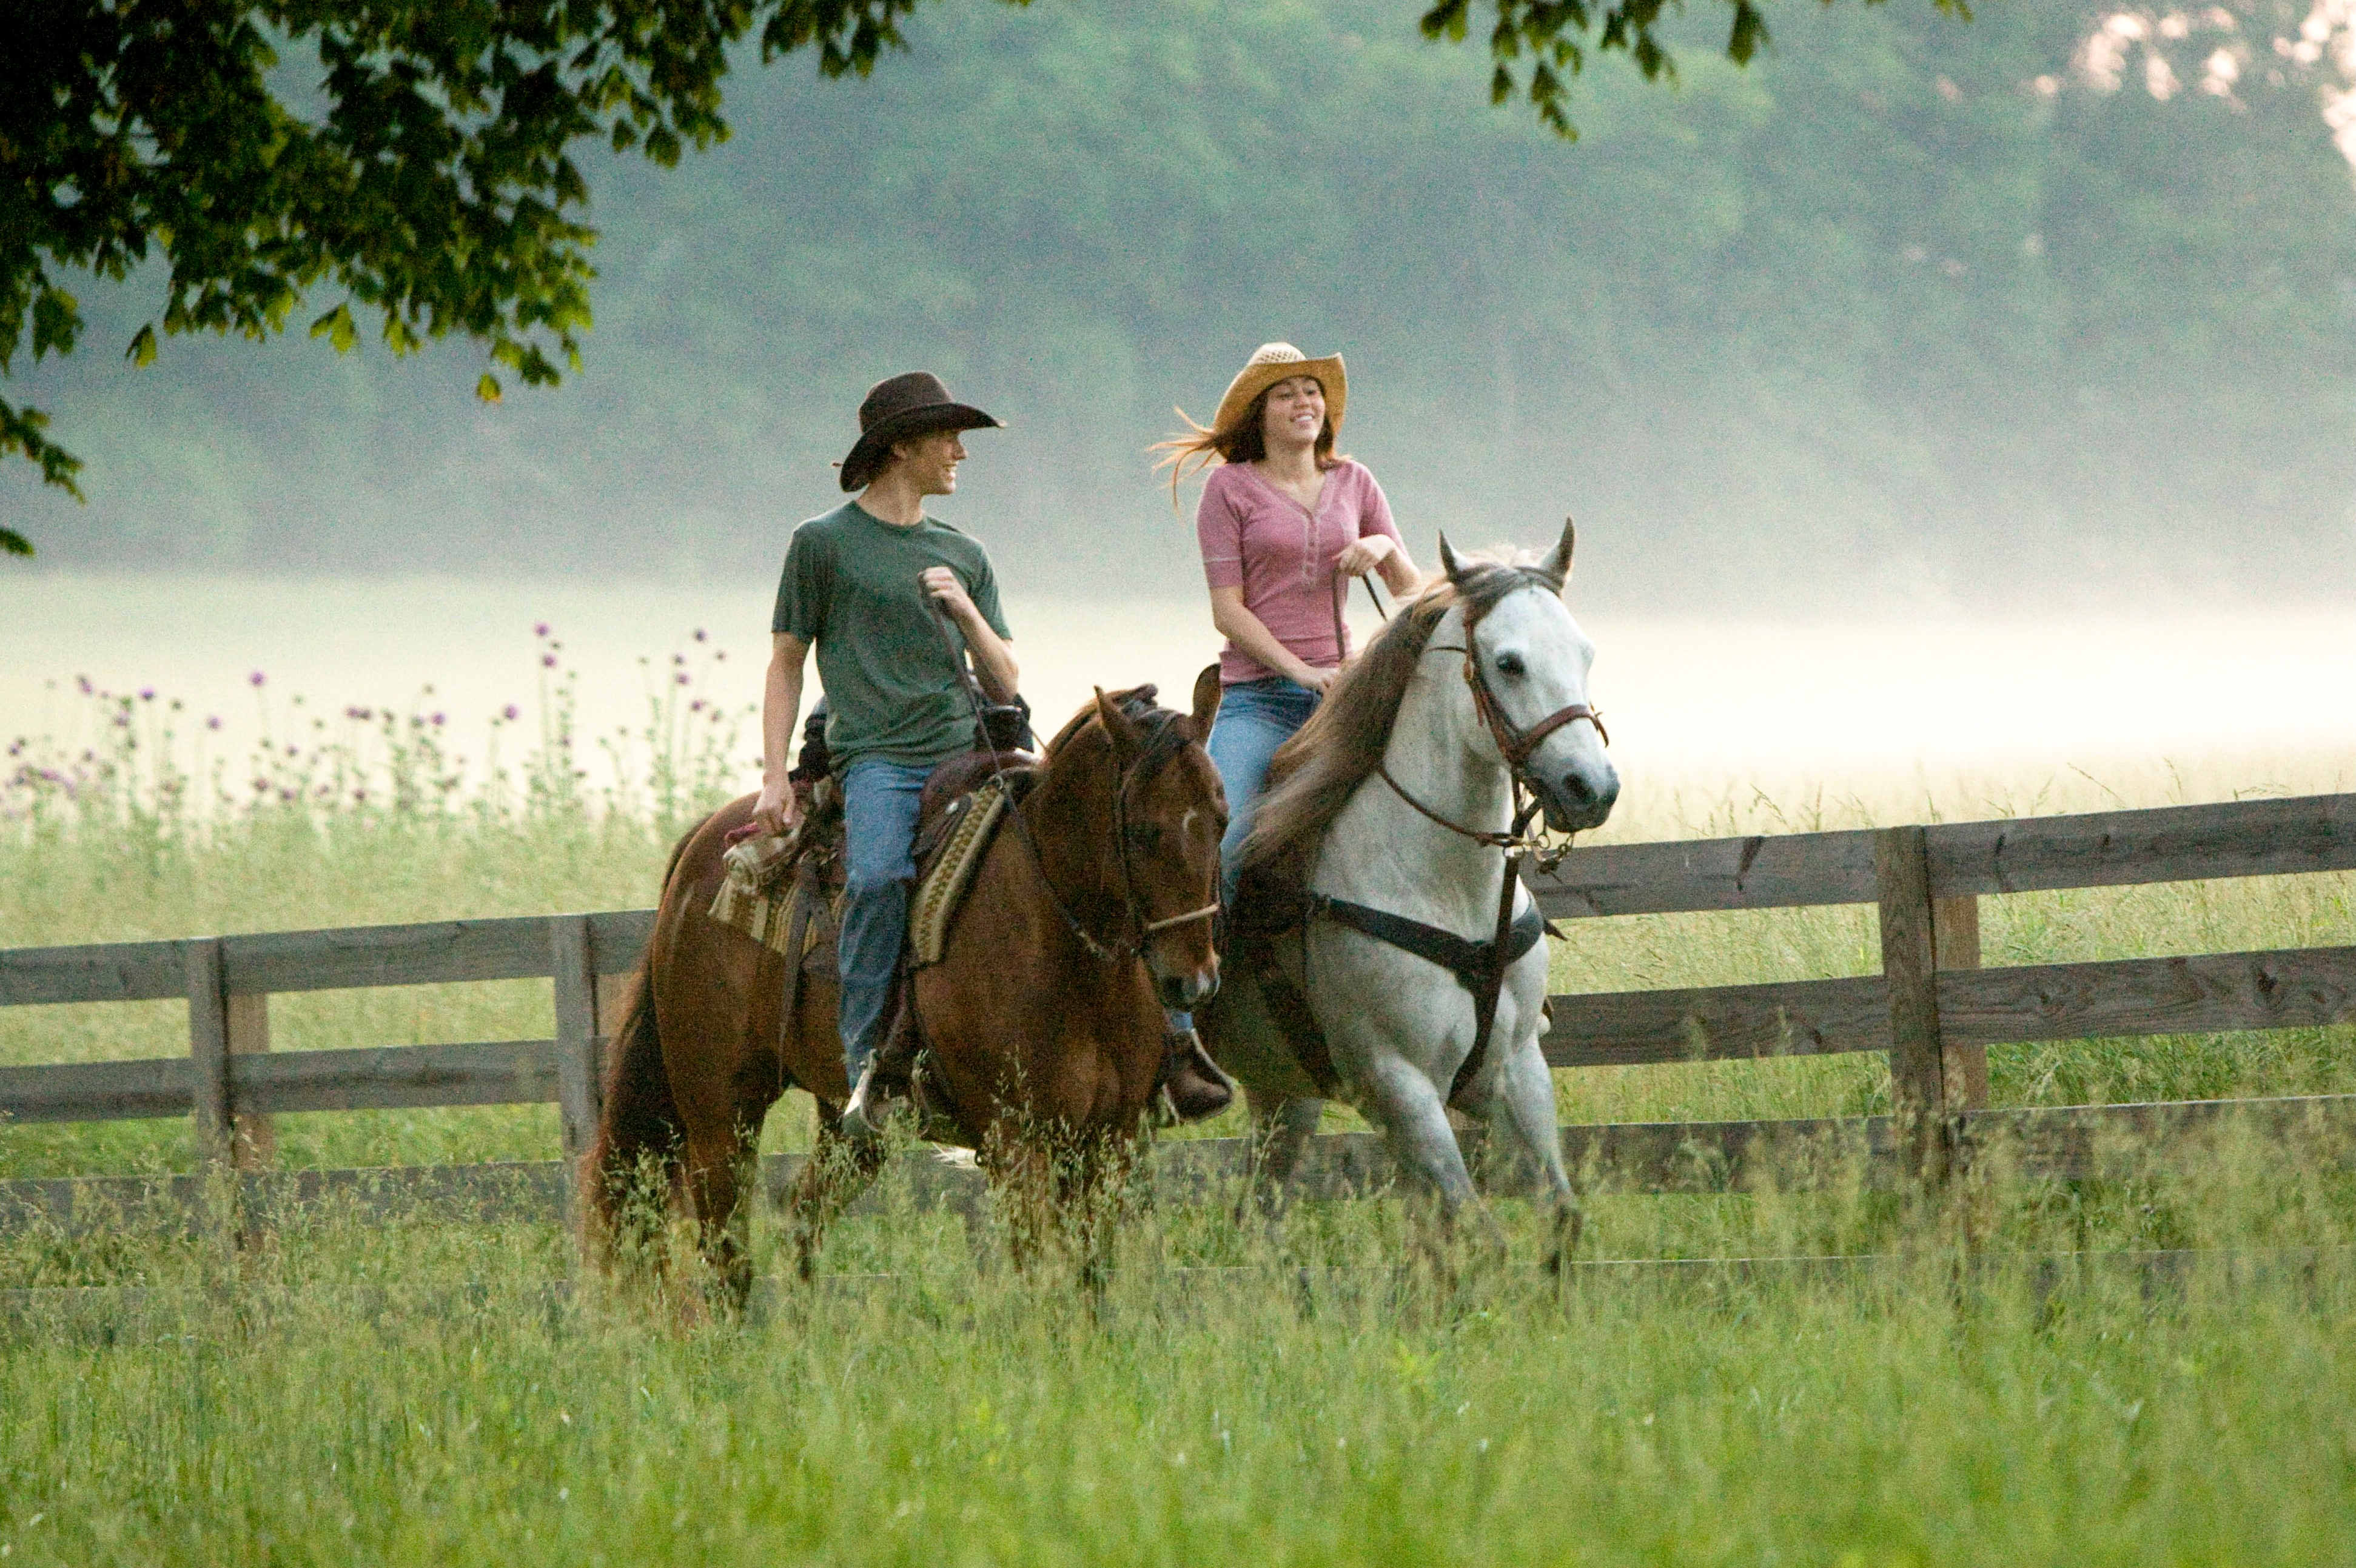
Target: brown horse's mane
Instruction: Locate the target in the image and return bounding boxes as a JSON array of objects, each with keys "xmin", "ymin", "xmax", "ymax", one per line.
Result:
[
  {"xmin": 1039, "ymin": 685, "xmax": 1184, "ymax": 761},
  {"xmin": 1239, "ymin": 552, "xmax": 1556, "ymax": 872}
]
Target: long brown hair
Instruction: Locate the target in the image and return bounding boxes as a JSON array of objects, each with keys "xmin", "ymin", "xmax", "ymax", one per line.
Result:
[
  {"xmin": 1150, "ymin": 378, "xmax": 1341, "ymax": 504},
  {"xmin": 1238, "ymin": 554, "xmax": 1541, "ymax": 872}
]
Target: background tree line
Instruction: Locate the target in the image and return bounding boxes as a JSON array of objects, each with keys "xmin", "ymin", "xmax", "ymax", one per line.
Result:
[{"xmin": 6, "ymin": 0, "xmax": 2351, "ymax": 611}]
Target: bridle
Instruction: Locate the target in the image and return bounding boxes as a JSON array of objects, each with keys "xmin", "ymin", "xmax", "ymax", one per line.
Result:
[
  {"xmin": 1009, "ymin": 705, "xmax": 1221, "ymax": 966},
  {"xmin": 1376, "ymin": 578, "xmax": 1608, "ymax": 876}
]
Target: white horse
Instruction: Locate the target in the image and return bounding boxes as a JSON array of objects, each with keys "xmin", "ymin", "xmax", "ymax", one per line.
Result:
[{"xmin": 1201, "ymin": 520, "xmax": 1619, "ymax": 1262}]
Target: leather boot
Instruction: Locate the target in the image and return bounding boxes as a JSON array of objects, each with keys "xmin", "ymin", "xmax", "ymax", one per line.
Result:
[
  {"xmin": 1155, "ymin": 1023, "xmax": 1237, "ymax": 1124},
  {"xmin": 841, "ymin": 983, "xmax": 921, "ymax": 1141}
]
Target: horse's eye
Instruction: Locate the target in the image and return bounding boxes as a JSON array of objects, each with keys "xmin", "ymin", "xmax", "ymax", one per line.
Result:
[{"xmin": 1495, "ymin": 651, "xmax": 1526, "ymax": 678}]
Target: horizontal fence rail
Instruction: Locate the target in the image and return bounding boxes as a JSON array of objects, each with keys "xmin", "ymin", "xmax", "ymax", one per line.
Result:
[{"xmin": 3, "ymin": 792, "xmax": 2353, "ymax": 1234}]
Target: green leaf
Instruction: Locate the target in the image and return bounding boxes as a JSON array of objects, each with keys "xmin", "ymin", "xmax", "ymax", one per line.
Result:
[
  {"xmin": 126, "ymin": 324, "xmax": 158, "ymax": 367},
  {"xmin": 309, "ymin": 304, "xmax": 358, "ymax": 354},
  {"xmin": 477, "ymin": 374, "xmax": 504, "ymax": 404},
  {"xmin": 1, "ymin": 527, "xmax": 31, "ymax": 558}
]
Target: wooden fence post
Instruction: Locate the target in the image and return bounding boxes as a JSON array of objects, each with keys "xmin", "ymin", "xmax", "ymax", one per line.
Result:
[
  {"xmin": 1932, "ymin": 896, "xmax": 1987, "ymax": 1112},
  {"xmin": 551, "ymin": 916, "xmax": 603, "ymax": 1220},
  {"xmin": 227, "ymin": 992, "xmax": 277, "ymax": 1169},
  {"xmin": 186, "ymin": 939, "xmax": 233, "ymax": 1168},
  {"xmin": 1873, "ymin": 828, "xmax": 1949, "ymax": 1183}
]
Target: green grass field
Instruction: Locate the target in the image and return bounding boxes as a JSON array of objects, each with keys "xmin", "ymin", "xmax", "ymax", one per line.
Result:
[{"xmin": 6, "ymin": 731, "xmax": 2356, "ymax": 1564}]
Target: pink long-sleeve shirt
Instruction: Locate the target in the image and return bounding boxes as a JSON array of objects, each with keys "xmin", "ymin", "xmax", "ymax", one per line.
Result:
[{"xmin": 1196, "ymin": 458, "xmax": 1401, "ymax": 685}]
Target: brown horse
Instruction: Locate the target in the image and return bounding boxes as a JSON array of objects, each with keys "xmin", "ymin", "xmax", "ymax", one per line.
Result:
[{"xmin": 582, "ymin": 672, "xmax": 1226, "ymax": 1302}]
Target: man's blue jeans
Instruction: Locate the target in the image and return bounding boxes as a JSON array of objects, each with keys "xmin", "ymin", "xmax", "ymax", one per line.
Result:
[
  {"xmin": 1204, "ymin": 676, "xmax": 1321, "ymax": 902},
  {"xmin": 836, "ymin": 757, "xmax": 931, "ymax": 1087}
]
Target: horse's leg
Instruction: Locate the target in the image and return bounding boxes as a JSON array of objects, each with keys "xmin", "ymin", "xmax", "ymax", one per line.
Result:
[
  {"xmin": 1486, "ymin": 1040, "xmax": 1582, "ymax": 1273},
  {"xmin": 983, "ymin": 1134, "xmax": 1058, "ymax": 1275},
  {"xmin": 1239, "ymin": 1090, "xmax": 1323, "ymax": 1224},
  {"xmin": 1358, "ymin": 1053, "xmax": 1497, "ymax": 1275},
  {"xmin": 679, "ymin": 1117, "xmax": 767, "ymax": 1313},
  {"xmin": 784, "ymin": 1111, "xmax": 886, "ymax": 1284}
]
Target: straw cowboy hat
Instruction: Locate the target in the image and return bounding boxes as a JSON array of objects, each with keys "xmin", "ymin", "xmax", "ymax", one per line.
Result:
[
  {"xmin": 1210, "ymin": 343, "xmax": 1347, "ymax": 437},
  {"xmin": 837, "ymin": 370, "xmax": 1004, "ymax": 492}
]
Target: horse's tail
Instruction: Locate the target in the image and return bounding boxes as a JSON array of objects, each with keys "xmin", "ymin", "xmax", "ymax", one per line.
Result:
[{"xmin": 579, "ymin": 822, "xmax": 697, "ymax": 1264}]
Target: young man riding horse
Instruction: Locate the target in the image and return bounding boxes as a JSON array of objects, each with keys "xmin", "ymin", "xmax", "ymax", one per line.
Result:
[{"xmin": 751, "ymin": 371, "xmax": 1233, "ymax": 1139}]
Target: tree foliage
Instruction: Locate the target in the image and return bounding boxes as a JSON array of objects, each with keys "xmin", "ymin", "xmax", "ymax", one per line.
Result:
[{"xmin": 2, "ymin": 0, "xmax": 1876, "ymax": 554}]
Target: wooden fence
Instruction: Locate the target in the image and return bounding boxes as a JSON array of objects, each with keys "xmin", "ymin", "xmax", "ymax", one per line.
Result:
[{"xmin": 4, "ymin": 792, "xmax": 2354, "ymax": 1229}]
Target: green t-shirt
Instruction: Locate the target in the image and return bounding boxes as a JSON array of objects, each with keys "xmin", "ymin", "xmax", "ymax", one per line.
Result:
[{"xmin": 771, "ymin": 501, "xmax": 1014, "ymax": 769}]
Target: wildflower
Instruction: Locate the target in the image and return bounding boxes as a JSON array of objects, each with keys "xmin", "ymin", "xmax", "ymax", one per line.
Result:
[
  {"xmin": 430, "ymin": 712, "xmax": 446, "ymax": 728},
  {"xmin": 693, "ymin": 628, "xmax": 708, "ymax": 642},
  {"xmin": 673, "ymin": 652, "xmax": 686, "ymax": 665},
  {"xmin": 542, "ymin": 654, "xmax": 558, "ymax": 668},
  {"xmin": 138, "ymin": 687, "xmax": 155, "ymax": 702},
  {"xmin": 249, "ymin": 671, "xmax": 266, "ymax": 687},
  {"xmin": 502, "ymin": 704, "xmax": 520, "ymax": 722},
  {"xmin": 76, "ymin": 675, "xmax": 93, "ymax": 694},
  {"xmin": 714, "ymin": 649, "xmax": 726, "ymax": 662},
  {"xmin": 535, "ymin": 622, "xmax": 551, "ymax": 637},
  {"xmin": 206, "ymin": 716, "xmax": 221, "ymax": 729},
  {"xmin": 690, "ymin": 699, "xmax": 705, "ymax": 713},
  {"xmin": 674, "ymin": 671, "xmax": 690, "ymax": 685},
  {"xmin": 354, "ymin": 788, "xmax": 368, "ymax": 802}
]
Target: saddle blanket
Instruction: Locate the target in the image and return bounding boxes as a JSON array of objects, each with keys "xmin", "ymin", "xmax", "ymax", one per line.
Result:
[
  {"xmin": 708, "ymin": 776, "xmax": 841, "ymax": 960},
  {"xmin": 909, "ymin": 776, "xmax": 1011, "ymax": 968},
  {"xmin": 703, "ymin": 772, "xmax": 1006, "ymax": 968}
]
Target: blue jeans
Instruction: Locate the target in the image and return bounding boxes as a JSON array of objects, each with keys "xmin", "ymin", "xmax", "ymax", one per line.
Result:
[
  {"xmin": 835, "ymin": 757, "xmax": 931, "ymax": 1085},
  {"xmin": 1205, "ymin": 676, "xmax": 1321, "ymax": 901}
]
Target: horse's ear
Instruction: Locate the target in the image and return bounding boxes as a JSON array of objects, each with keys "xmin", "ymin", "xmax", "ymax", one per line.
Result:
[
  {"xmin": 1188, "ymin": 663, "xmax": 1221, "ymax": 740},
  {"xmin": 1438, "ymin": 532, "xmax": 1465, "ymax": 585},
  {"xmin": 1542, "ymin": 515, "xmax": 1576, "ymax": 591},
  {"xmin": 1093, "ymin": 686, "xmax": 1144, "ymax": 765}
]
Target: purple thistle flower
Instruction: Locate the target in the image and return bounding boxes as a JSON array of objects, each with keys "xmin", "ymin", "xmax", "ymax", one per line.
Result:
[
  {"xmin": 674, "ymin": 671, "xmax": 690, "ymax": 685},
  {"xmin": 534, "ymin": 622, "xmax": 551, "ymax": 637},
  {"xmin": 542, "ymin": 653, "xmax": 557, "ymax": 668},
  {"xmin": 207, "ymin": 716, "xmax": 222, "ymax": 730},
  {"xmin": 689, "ymin": 699, "xmax": 705, "ymax": 713},
  {"xmin": 672, "ymin": 652, "xmax": 686, "ymax": 665},
  {"xmin": 249, "ymin": 671, "xmax": 266, "ymax": 688},
  {"xmin": 76, "ymin": 675, "xmax": 93, "ymax": 695},
  {"xmin": 430, "ymin": 712, "xmax": 446, "ymax": 727},
  {"xmin": 138, "ymin": 687, "xmax": 155, "ymax": 702},
  {"xmin": 693, "ymin": 628, "xmax": 708, "ymax": 642},
  {"xmin": 502, "ymin": 703, "xmax": 520, "ymax": 722}
]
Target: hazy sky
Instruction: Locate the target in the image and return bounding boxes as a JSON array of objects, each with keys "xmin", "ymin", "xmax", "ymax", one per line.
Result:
[{"xmin": 5, "ymin": 0, "xmax": 2354, "ymax": 617}]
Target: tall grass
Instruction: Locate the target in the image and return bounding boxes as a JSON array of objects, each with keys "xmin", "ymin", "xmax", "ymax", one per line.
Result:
[{"xmin": 5, "ymin": 1134, "xmax": 2356, "ymax": 1566}]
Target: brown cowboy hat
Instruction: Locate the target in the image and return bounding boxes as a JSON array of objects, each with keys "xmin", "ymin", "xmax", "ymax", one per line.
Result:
[
  {"xmin": 837, "ymin": 371, "xmax": 1004, "ymax": 492},
  {"xmin": 1209, "ymin": 342, "xmax": 1347, "ymax": 437}
]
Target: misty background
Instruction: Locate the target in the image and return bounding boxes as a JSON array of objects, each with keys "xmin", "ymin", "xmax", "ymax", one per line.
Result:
[{"xmin": 4, "ymin": 0, "xmax": 2354, "ymax": 615}]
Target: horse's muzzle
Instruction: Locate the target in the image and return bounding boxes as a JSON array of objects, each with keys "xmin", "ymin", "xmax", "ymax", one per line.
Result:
[
  {"xmin": 1540, "ymin": 761, "xmax": 1620, "ymax": 833},
  {"xmin": 1156, "ymin": 966, "xmax": 1219, "ymax": 1010}
]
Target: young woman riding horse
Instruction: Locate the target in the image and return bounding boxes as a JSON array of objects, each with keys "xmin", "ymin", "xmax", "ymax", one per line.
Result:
[
  {"xmin": 1154, "ymin": 343, "xmax": 1423, "ymax": 901},
  {"xmin": 1201, "ymin": 521, "xmax": 1619, "ymax": 1267}
]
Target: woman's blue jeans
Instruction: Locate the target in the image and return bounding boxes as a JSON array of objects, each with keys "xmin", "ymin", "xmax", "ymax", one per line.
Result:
[{"xmin": 1205, "ymin": 676, "xmax": 1321, "ymax": 902}]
